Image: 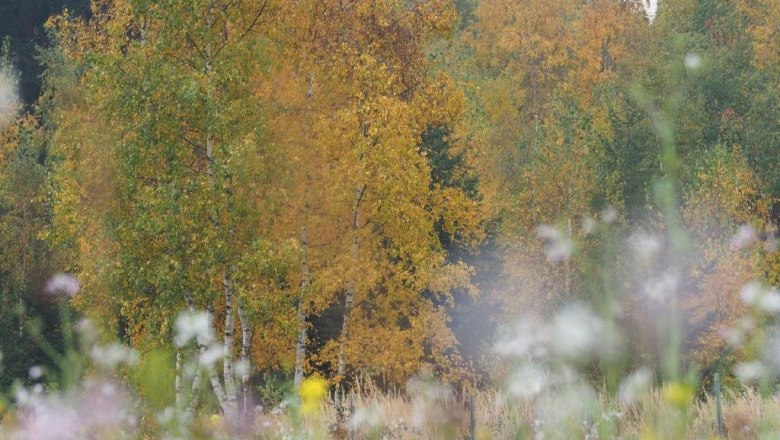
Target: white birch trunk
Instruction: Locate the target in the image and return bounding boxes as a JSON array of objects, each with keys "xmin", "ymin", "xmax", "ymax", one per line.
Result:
[
  {"xmin": 237, "ymin": 303, "xmax": 251, "ymax": 414},
  {"xmin": 175, "ymin": 349, "xmax": 183, "ymax": 410},
  {"xmin": 185, "ymin": 366, "xmax": 203, "ymax": 420},
  {"xmin": 222, "ymin": 272, "xmax": 239, "ymax": 417}
]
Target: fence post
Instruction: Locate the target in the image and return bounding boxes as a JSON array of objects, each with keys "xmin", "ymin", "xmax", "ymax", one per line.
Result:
[
  {"xmin": 714, "ymin": 373, "xmax": 724, "ymax": 437},
  {"xmin": 348, "ymin": 392, "xmax": 355, "ymax": 440},
  {"xmin": 469, "ymin": 394, "xmax": 476, "ymax": 440}
]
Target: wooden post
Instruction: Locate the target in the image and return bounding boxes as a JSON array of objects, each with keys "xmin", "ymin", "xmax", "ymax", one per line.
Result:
[
  {"xmin": 348, "ymin": 392, "xmax": 355, "ymax": 440},
  {"xmin": 714, "ymin": 373, "xmax": 724, "ymax": 437},
  {"xmin": 469, "ymin": 394, "xmax": 476, "ymax": 440}
]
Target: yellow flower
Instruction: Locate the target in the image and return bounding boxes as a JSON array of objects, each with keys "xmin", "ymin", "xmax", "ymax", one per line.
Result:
[
  {"xmin": 662, "ymin": 382, "xmax": 693, "ymax": 408},
  {"xmin": 299, "ymin": 375, "xmax": 328, "ymax": 415}
]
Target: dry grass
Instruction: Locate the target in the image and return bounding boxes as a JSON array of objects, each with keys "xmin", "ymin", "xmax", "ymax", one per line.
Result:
[{"xmin": 269, "ymin": 383, "xmax": 780, "ymax": 439}]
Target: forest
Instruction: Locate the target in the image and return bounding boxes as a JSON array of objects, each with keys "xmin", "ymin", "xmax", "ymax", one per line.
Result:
[{"xmin": 1, "ymin": 0, "xmax": 780, "ymax": 438}]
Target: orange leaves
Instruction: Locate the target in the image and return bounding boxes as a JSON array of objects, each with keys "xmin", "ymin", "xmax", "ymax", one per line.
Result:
[{"xmin": 737, "ymin": 0, "xmax": 780, "ymax": 69}]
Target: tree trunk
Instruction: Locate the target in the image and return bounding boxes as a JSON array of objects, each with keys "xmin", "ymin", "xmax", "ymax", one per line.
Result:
[
  {"xmin": 175, "ymin": 349, "xmax": 183, "ymax": 409},
  {"xmin": 203, "ymin": 345, "xmax": 228, "ymax": 412},
  {"xmin": 337, "ymin": 184, "xmax": 366, "ymax": 380},
  {"xmin": 294, "ymin": 225, "xmax": 310, "ymax": 387},
  {"xmin": 237, "ymin": 303, "xmax": 251, "ymax": 414},
  {"xmin": 295, "ymin": 74, "xmax": 316, "ymax": 387},
  {"xmin": 222, "ymin": 272, "xmax": 239, "ymax": 417}
]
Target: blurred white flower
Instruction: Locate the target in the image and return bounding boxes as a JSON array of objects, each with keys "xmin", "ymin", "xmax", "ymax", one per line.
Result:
[
  {"xmin": 45, "ymin": 273, "xmax": 80, "ymax": 297},
  {"xmin": 90, "ymin": 343, "xmax": 139, "ymax": 369},
  {"xmin": 537, "ymin": 225, "xmax": 573, "ymax": 262},
  {"xmin": 234, "ymin": 358, "xmax": 250, "ymax": 378},
  {"xmin": 348, "ymin": 403, "xmax": 385, "ymax": 430},
  {"xmin": 29, "ymin": 366, "xmax": 44, "ymax": 380},
  {"xmin": 407, "ymin": 377, "xmax": 455, "ymax": 431},
  {"xmin": 617, "ymin": 368, "xmax": 653, "ymax": 404},
  {"xmin": 198, "ymin": 343, "xmax": 225, "ymax": 367},
  {"xmin": 536, "ymin": 383, "xmax": 597, "ymax": 430},
  {"xmin": 629, "ymin": 232, "xmax": 662, "ymax": 261},
  {"xmin": 601, "ymin": 207, "xmax": 618, "ymax": 224},
  {"xmin": 740, "ymin": 282, "xmax": 780, "ymax": 313},
  {"xmin": 494, "ymin": 320, "xmax": 542, "ymax": 358},
  {"xmin": 551, "ymin": 304, "xmax": 612, "ymax": 360},
  {"xmin": 730, "ymin": 224, "xmax": 757, "ymax": 249},
  {"xmin": 174, "ymin": 311, "xmax": 215, "ymax": 347},
  {"xmin": 11, "ymin": 379, "xmax": 135, "ymax": 440},
  {"xmin": 685, "ymin": 53, "xmax": 702, "ymax": 70},
  {"xmin": 507, "ymin": 364, "xmax": 546, "ymax": 399},
  {"xmin": 735, "ymin": 361, "xmax": 768, "ymax": 384},
  {"xmin": 642, "ymin": 272, "xmax": 679, "ymax": 303}
]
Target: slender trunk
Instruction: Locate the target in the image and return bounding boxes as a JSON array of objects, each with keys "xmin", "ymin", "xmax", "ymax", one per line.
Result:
[
  {"xmin": 175, "ymin": 349, "xmax": 183, "ymax": 409},
  {"xmin": 295, "ymin": 75, "xmax": 316, "ymax": 387},
  {"xmin": 18, "ymin": 296, "xmax": 23, "ymax": 338},
  {"xmin": 201, "ymin": 306, "xmax": 229, "ymax": 413},
  {"xmin": 294, "ymin": 224, "xmax": 310, "ymax": 387},
  {"xmin": 222, "ymin": 272, "xmax": 238, "ymax": 416},
  {"xmin": 202, "ymin": 17, "xmax": 237, "ymax": 417},
  {"xmin": 202, "ymin": 343, "xmax": 228, "ymax": 412},
  {"xmin": 185, "ymin": 368, "xmax": 203, "ymax": 420},
  {"xmin": 337, "ymin": 184, "xmax": 366, "ymax": 380},
  {"xmin": 237, "ymin": 303, "xmax": 251, "ymax": 414}
]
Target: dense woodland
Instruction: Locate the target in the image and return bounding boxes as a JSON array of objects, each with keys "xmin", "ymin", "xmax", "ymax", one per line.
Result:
[{"xmin": 1, "ymin": 0, "xmax": 780, "ymax": 413}]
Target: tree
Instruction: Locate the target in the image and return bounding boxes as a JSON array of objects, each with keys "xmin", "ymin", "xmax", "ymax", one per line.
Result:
[
  {"xmin": 261, "ymin": 0, "xmax": 483, "ymax": 385},
  {"xmin": 47, "ymin": 0, "xmax": 280, "ymax": 417}
]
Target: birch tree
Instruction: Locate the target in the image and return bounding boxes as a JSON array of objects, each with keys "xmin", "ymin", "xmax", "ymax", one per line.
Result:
[{"xmin": 47, "ymin": 0, "xmax": 280, "ymax": 417}]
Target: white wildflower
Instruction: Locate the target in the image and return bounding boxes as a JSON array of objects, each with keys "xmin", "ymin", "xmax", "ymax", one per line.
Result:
[
  {"xmin": 537, "ymin": 225, "xmax": 573, "ymax": 262},
  {"xmin": 617, "ymin": 368, "xmax": 653, "ymax": 404},
  {"xmin": 536, "ymin": 383, "xmax": 598, "ymax": 429},
  {"xmin": 642, "ymin": 271, "xmax": 679, "ymax": 303},
  {"xmin": 29, "ymin": 366, "xmax": 44, "ymax": 380},
  {"xmin": 507, "ymin": 364, "xmax": 546, "ymax": 399},
  {"xmin": 601, "ymin": 206, "xmax": 618, "ymax": 224},
  {"xmin": 494, "ymin": 321, "xmax": 541, "ymax": 358},
  {"xmin": 550, "ymin": 304, "xmax": 612, "ymax": 360},
  {"xmin": 90, "ymin": 343, "xmax": 140, "ymax": 368},
  {"xmin": 198, "ymin": 343, "xmax": 225, "ymax": 367},
  {"xmin": 685, "ymin": 52, "xmax": 702, "ymax": 70},
  {"xmin": 730, "ymin": 224, "xmax": 757, "ymax": 249},
  {"xmin": 348, "ymin": 404, "xmax": 385, "ymax": 430},
  {"xmin": 721, "ymin": 326, "xmax": 744, "ymax": 348},
  {"xmin": 174, "ymin": 311, "xmax": 215, "ymax": 347},
  {"xmin": 735, "ymin": 361, "xmax": 768, "ymax": 384},
  {"xmin": 629, "ymin": 232, "xmax": 662, "ymax": 261},
  {"xmin": 234, "ymin": 358, "xmax": 250, "ymax": 378},
  {"xmin": 45, "ymin": 273, "xmax": 80, "ymax": 297},
  {"xmin": 740, "ymin": 282, "xmax": 780, "ymax": 313}
]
